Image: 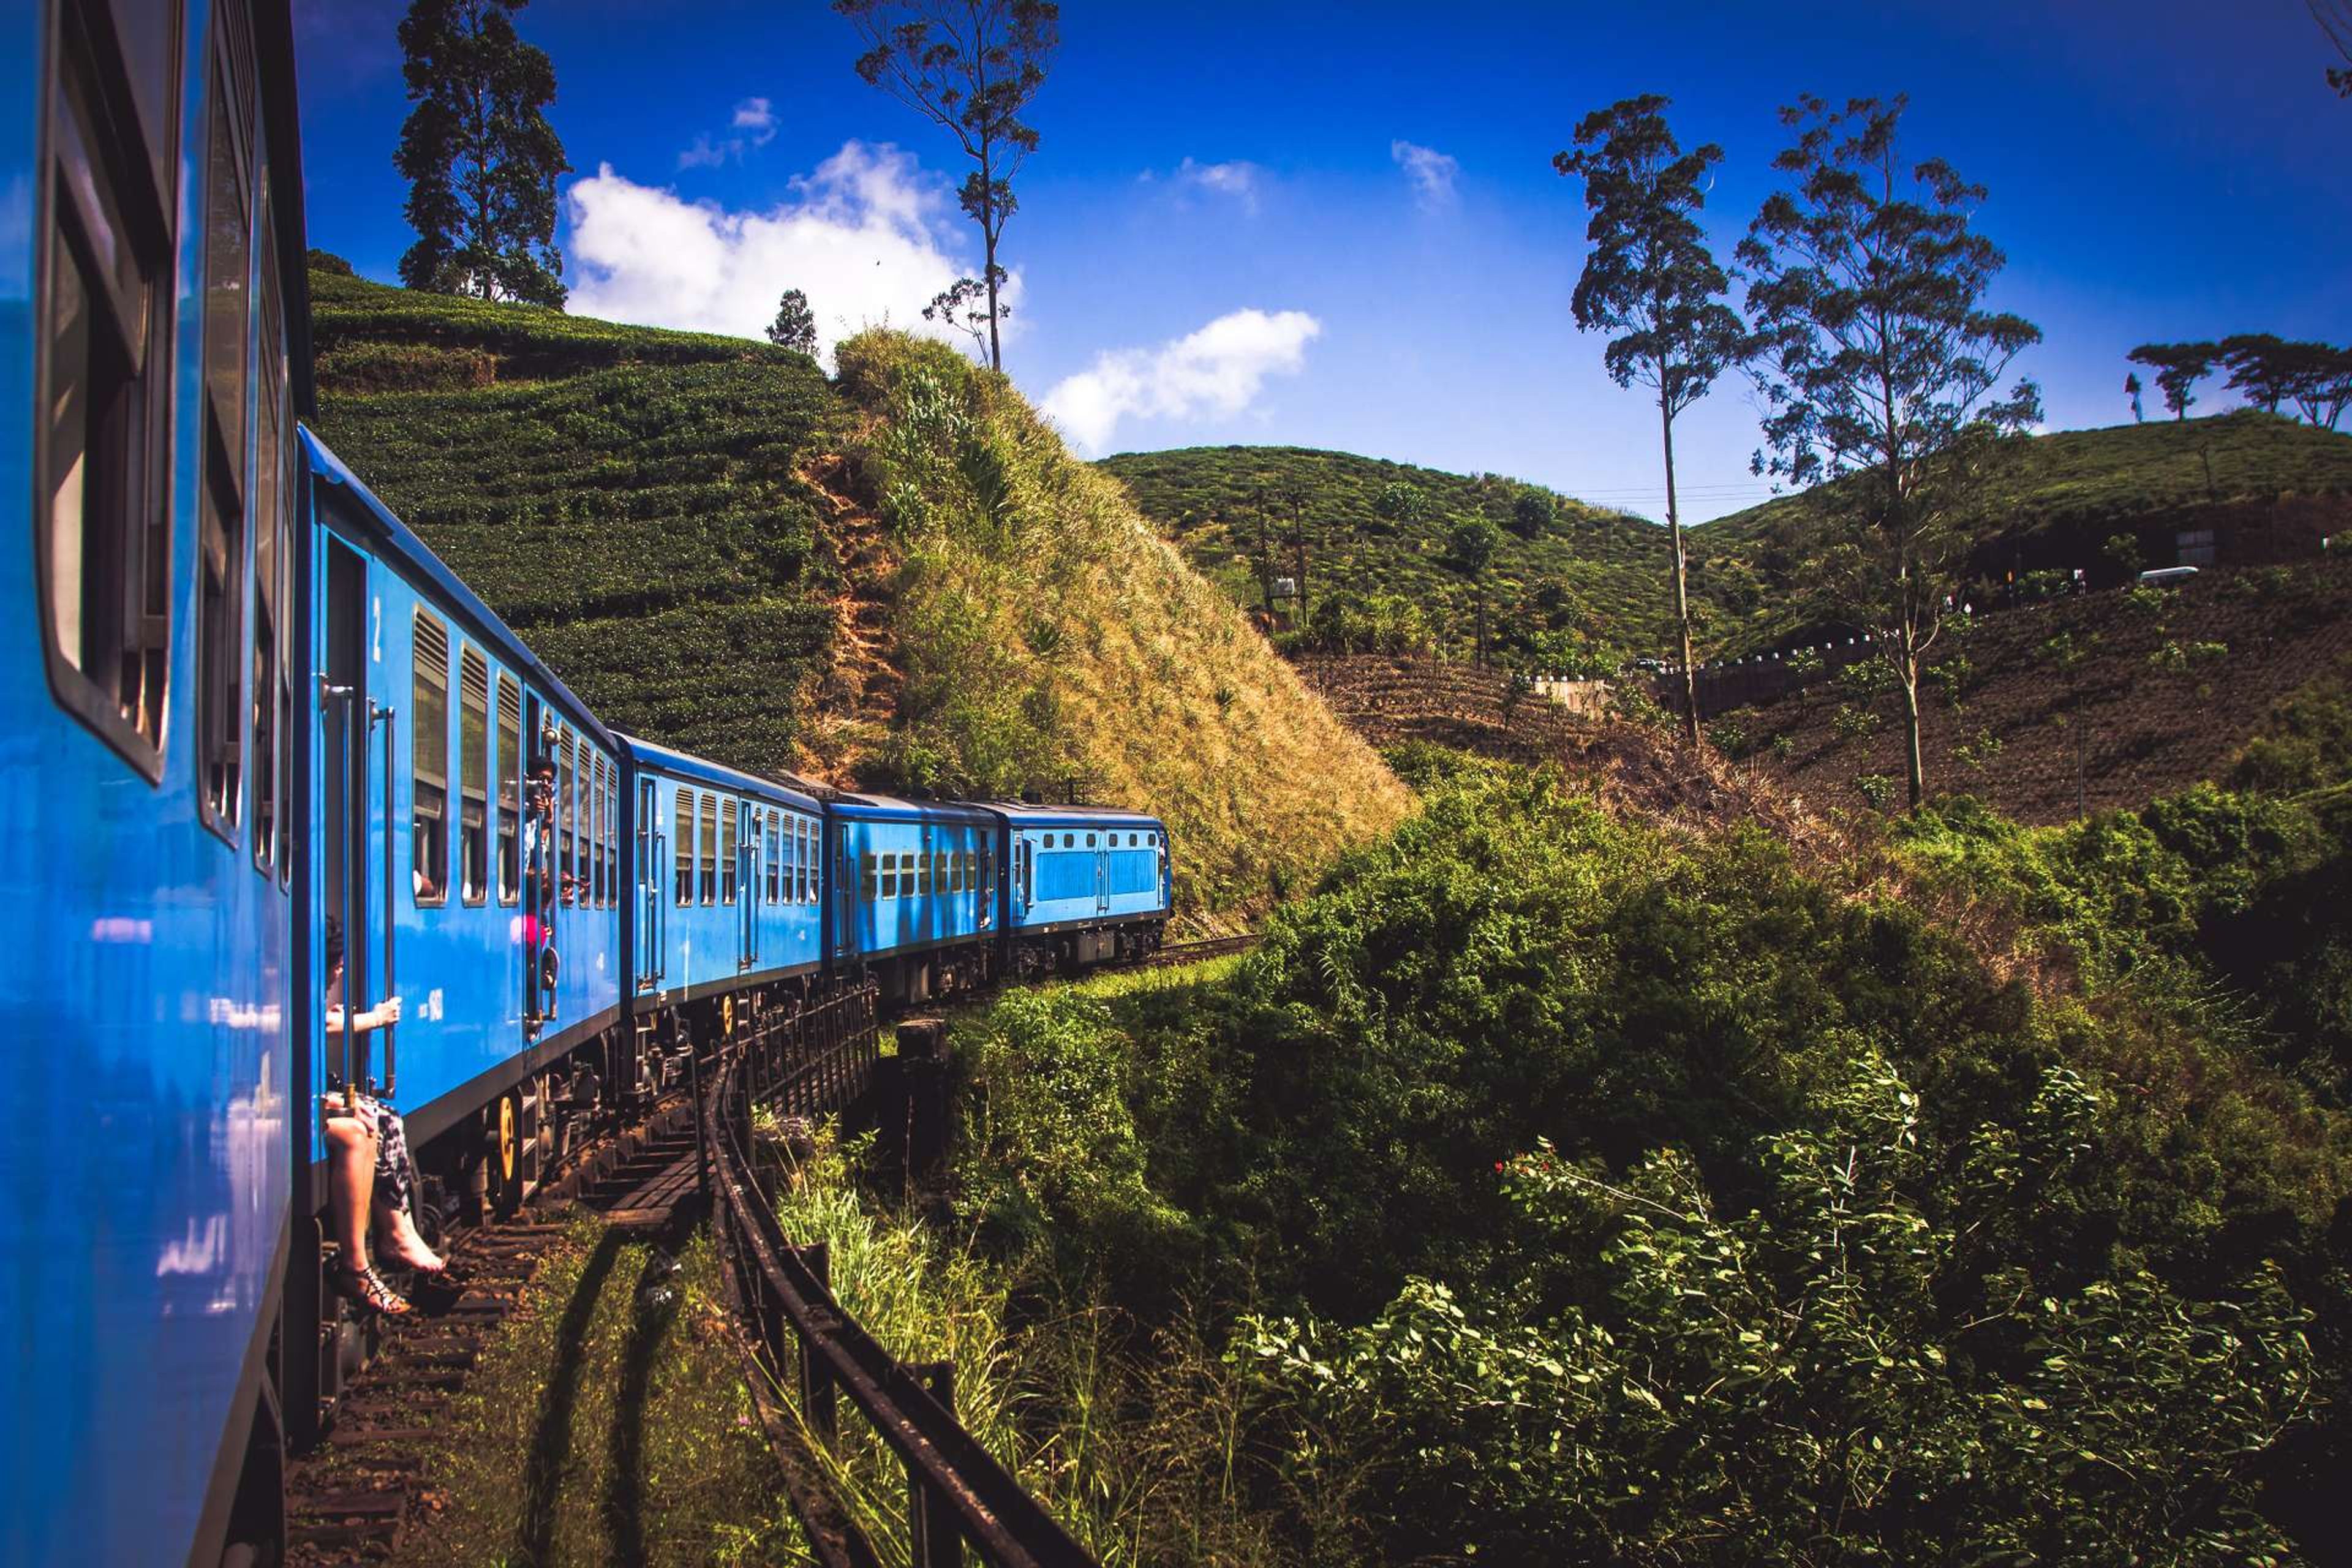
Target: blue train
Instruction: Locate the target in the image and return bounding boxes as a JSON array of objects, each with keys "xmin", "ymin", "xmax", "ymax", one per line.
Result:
[{"xmin": 0, "ymin": 4, "xmax": 1172, "ymax": 1562}]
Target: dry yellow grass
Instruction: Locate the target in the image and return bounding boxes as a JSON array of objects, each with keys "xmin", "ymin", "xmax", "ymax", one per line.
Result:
[{"xmin": 834, "ymin": 332, "xmax": 1414, "ymax": 925}]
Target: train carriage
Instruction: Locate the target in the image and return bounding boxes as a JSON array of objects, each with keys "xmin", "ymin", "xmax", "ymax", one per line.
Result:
[
  {"xmin": 617, "ymin": 735, "xmax": 826, "ymax": 1059},
  {"xmin": 987, "ymin": 803, "xmax": 1172, "ymax": 973},
  {"xmin": 1, "ymin": 0, "xmax": 312, "ymax": 1559},
  {"xmin": 300, "ymin": 434, "xmax": 624, "ymax": 1216},
  {"xmin": 826, "ymin": 793, "xmax": 999, "ymax": 1003}
]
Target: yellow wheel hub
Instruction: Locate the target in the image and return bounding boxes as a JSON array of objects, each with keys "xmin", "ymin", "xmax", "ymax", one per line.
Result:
[{"xmin": 498, "ymin": 1094, "xmax": 517, "ymax": 1183}]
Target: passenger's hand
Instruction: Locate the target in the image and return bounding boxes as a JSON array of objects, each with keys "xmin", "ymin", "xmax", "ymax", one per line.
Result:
[{"xmin": 375, "ymin": 995, "xmax": 404, "ymax": 1027}]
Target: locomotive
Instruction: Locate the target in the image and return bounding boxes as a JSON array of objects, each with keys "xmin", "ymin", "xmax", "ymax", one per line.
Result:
[{"xmin": 0, "ymin": 4, "xmax": 1170, "ymax": 1562}]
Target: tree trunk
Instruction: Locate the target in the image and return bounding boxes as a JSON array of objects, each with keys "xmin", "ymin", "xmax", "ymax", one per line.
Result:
[
  {"xmin": 979, "ymin": 145, "xmax": 1003, "ymax": 372},
  {"xmin": 1901, "ymin": 652, "xmax": 1927, "ymax": 809},
  {"xmin": 1660, "ymin": 396, "xmax": 1701, "ymax": 747}
]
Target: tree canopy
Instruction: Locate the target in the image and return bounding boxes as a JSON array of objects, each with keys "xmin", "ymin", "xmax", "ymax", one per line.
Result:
[
  {"xmin": 765, "ymin": 288, "xmax": 818, "ymax": 356},
  {"xmin": 1740, "ymin": 94, "xmax": 2041, "ymax": 808},
  {"xmin": 1556, "ymin": 94, "xmax": 1743, "ymax": 745},
  {"xmin": 835, "ymin": 0, "xmax": 1060, "ymax": 371},
  {"xmin": 2126, "ymin": 342, "xmax": 2220, "ymax": 421},
  {"xmin": 393, "ymin": 0, "xmax": 570, "ymax": 308}
]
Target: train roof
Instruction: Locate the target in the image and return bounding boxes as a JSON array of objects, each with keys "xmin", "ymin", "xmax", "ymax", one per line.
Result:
[
  {"xmin": 826, "ymin": 791, "xmax": 997, "ymax": 826},
  {"xmin": 302, "ymin": 429, "xmax": 615, "ymax": 747},
  {"xmin": 613, "ymin": 734, "xmax": 823, "ymax": 810},
  {"xmin": 981, "ymin": 801, "xmax": 1166, "ymax": 831}
]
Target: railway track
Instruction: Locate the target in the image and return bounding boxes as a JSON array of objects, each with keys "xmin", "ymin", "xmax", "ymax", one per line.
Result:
[
  {"xmin": 1145, "ymin": 933, "xmax": 1260, "ymax": 967},
  {"xmin": 282, "ymin": 1103, "xmax": 709, "ymax": 1562}
]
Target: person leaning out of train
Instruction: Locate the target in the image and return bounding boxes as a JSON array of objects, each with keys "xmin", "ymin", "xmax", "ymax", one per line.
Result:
[{"xmin": 321, "ymin": 917, "xmax": 444, "ymax": 1316}]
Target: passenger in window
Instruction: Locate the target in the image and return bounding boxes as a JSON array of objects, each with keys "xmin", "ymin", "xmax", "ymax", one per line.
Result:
[{"xmin": 320, "ymin": 919, "xmax": 443, "ymax": 1316}]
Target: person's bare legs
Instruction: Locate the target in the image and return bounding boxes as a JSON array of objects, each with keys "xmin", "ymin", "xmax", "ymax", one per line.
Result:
[
  {"xmin": 324, "ymin": 1115, "xmax": 376, "ymax": 1270},
  {"xmin": 373, "ymin": 1201, "xmax": 444, "ymax": 1272}
]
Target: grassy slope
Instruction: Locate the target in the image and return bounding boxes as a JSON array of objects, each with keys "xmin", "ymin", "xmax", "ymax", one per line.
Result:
[
  {"xmin": 309, "ymin": 268, "xmax": 842, "ymax": 775},
  {"xmin": 1098, "ymin": 445, "xmax": 1678, "ymax": 663},
  {"xmin": 839, "ymin": 338, "xmax": 1415, "ymax": 921},
  {"xmin": 1105, "ymin": 416, "xmax": 2352, "ymax": 666},
  {"xmin": 312, "ymin": 273, "xmax": 1405, "ymax": 918}
]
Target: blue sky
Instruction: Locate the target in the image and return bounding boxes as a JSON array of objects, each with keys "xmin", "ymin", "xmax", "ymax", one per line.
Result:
[{"xmin": 292, "ymin": 0, "xmax": 2351, "ymax": 522}]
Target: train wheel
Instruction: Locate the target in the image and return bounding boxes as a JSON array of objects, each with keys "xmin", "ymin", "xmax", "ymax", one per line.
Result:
[{"xmin": 489, "ymin": 1088, "xmax": 526, "ymax": 1216}]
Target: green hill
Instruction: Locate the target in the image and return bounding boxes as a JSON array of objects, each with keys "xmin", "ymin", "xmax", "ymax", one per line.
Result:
[
  {"xmin": 1102, "ymin": 416, "xmax": 2352, "ymax": 670},
  {"xmin": 1096, "ymin": 446, "xmax": 1675, "ymax": 672},
  {"xmin": 309, "ymin": 268, "xmax": 1409, "ymax": 918},
  {"xmin": 309, "ymin": 265, "xmax": 843, "ymax": 771},
  {"xmin": 1688, "ymin": 412, "xmax": 2352, "ymax": 654}
]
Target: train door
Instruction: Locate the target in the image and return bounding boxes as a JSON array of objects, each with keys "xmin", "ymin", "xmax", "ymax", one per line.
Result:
[
  {"xmin": 521, "ymin": 698, "xmax": 556, "ymax": 1038},
  {"xmin": 637, "ymin": 776, "xmax": 663, "ymax": 992},
  {"xmin": 739, "ymin": 799, "xmax": 758, "ymax": 972},
  {"xmin": 319, "ymin": 535, "xmax": 379, "ymax": 1099},
  {"xmin": 1096, "ymin": 832, "xmax": 1110, "ymax": 918}
]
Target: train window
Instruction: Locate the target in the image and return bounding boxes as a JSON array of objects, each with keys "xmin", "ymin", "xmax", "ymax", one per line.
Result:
[
  {"xmin": 720, "ymin": 801, "xmax": 737, "ymax": 905},
  {"xmin": 585, "ymin": 755, "xmax": 600, "ymax": 907},
  {"xmin": 947, "ymin": 851, "xmax": 960, "ymax": 894},
  {"xmin": 860, "ymin": 852, "xmax": 878, "ymax": 902},
  {"xmin": 557, "ymin": 731, "xmax": 575, "ymax": 905},
  {"xmin": 913, "ymin": 850, "xmax": 926, "ymax": 898},
  {"xmin": 699, "ymin": 793, "xmax": 718, "ymax": 905},
  {"xmin": 254, "ymin": 209, "xmax": 293, "ymax": 883},
  {"xmin": 674, "ymin": 787, "xmax": 692, "ymax": 906},
  {"xmin": 601, "ymin": 760, "xmax": 616, "ymax": 908},
  {"xmin": 36, "ymin": 4, "xmax": 183, "ymax": 775},
  {"xmin": 765, "ymin": 814, "xmax": 780, "ymax": 903},
  {"xmin": 1086, "ymin": 833, "xmax": 1098, "ymax": 848},
  {"xmin": 800, "ymin": 821, "xmax": 815, "ymax": 903},
  {"xmin": 496, "ymin": 676, "xmax": 521, "ymax": 903},
  {"xmin": 410, "ymin": 612, "xmax": 450, "ymax": 903},
  {"xmin": 459, "ymin": 649, "xmax": 489, "ymax": 904}
]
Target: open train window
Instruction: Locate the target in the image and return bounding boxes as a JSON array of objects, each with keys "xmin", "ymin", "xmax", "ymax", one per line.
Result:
[
  {"xmin": 496, "ymin": 674, "xmax": 521, "ymax": 903},
  {"xmin": 37, "ymin": 2, "xmax": 184, "ymax": 777},
  {"xmin": 801, "ymin": 821, "xmax": 815, "ymax": 903},
  {"xmin": 459, "ymin": 648, "xmax": 488, "ymax": 903},
  {"xmin": 596, "ymin": 758, "xmax": 611, "ymax": 907},
  {"xmin": 719, "ymin": 799, "xmax": 737, "ymax": 905},
  {"xmin": 766, "ymin": 813, "xmax": 780, "ymax": 903},
  {"xmin": 410, "ymin": 612, "xmax": 449, "ymax": 903},
  {"xmin": 699, "ymin": 793, "xmax": 718, "ymax": 905},
  {"xmin": 674, "ymin": 786, "xmax": 692, "ymax": 906},
  {"xmin": 861, "ymin": 852, "xmax": 878, "ymax": 902}
]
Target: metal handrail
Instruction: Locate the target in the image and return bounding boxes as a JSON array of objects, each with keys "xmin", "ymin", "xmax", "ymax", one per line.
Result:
[{"xmin": 700, "ymin": 991, "xmax": 1098, "ymax": 1568}]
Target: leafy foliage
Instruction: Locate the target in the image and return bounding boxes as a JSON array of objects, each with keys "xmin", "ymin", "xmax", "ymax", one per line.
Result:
[
  {"xmin": 949, "ymin": 753, "xmax": 2352, "ymax": 1564},
  {"xmin": 2128, "ymin": 341, "xmax": 2223, "ymax": 421},
  {"xmin": 763, "ymin": 288, "xmax": 816, "ymax": 356},
  {"xmin": 394, "ymin": 0, "xmax": 570, "ymax": 307}
]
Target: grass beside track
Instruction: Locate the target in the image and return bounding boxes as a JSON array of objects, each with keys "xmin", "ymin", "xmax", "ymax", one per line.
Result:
[{"xmin": 413, "ymin": 1212, "xmax": 807, "ymax": 1567}]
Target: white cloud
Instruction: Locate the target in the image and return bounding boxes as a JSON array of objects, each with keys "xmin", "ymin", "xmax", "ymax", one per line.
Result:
[
  {"xmin": 1042, "ymin": 309, "xmax": 1322, "ymax": 454},
  {"xmin": 1174, "ymin": 157, "xmax": 1264, "ymax": 213},
  {"xmin": 567, "ymin": 141, "xmax": 1014, "ymax": 366},
  {"xmin": 679, "ymin": 95, "xmax": 782, "ymax": 168},
  {"xmin": 1390, "ymin": 139, "xmax": 1459, "ymax": 209}
]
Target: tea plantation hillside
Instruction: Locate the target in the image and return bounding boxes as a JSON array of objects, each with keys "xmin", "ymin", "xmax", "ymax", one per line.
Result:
[
  {"xmin": 1104, "ymin": 417, "xmax": 2352, "ymax": 669},
  {"xmin": 1689, "ymin": 412, "xmax": 2352, "ymax": 654},
  {"xmin": 309, "ymin": 267, "xmax": 1410, "ymax": 919},
  {"xmin": 1096, "ymin": 446, "xmax": 1678, "ymax": 671},
  {"xmin": 309, "ymin": 264, "xmax": 841, "ymax": 772}
]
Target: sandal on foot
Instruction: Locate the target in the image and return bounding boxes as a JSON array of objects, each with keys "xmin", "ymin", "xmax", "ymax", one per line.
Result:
[{"xmin": 336, "ymin": 1263, "xmax": 412, "ymax": 1316}]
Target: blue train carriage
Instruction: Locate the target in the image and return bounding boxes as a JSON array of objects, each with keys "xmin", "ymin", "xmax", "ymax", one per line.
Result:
[
  {"xmin": 301, "ymin": 432, "xmax": 624, "ymax": 1243},
  {"xmin": 616, "ymin": 734, "xmax": 826, "ymax": 1063},
  {"xmin": 1, "ymin": 0, "xmax": 313, "ymax": 1561},
  {"xmin": 989, "ymin": 804, "xmax": 1173, "ymax": 975},
  {"xmin": 826, "ymin": 793, "xmax": 1000, "ymax": 1005}
]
